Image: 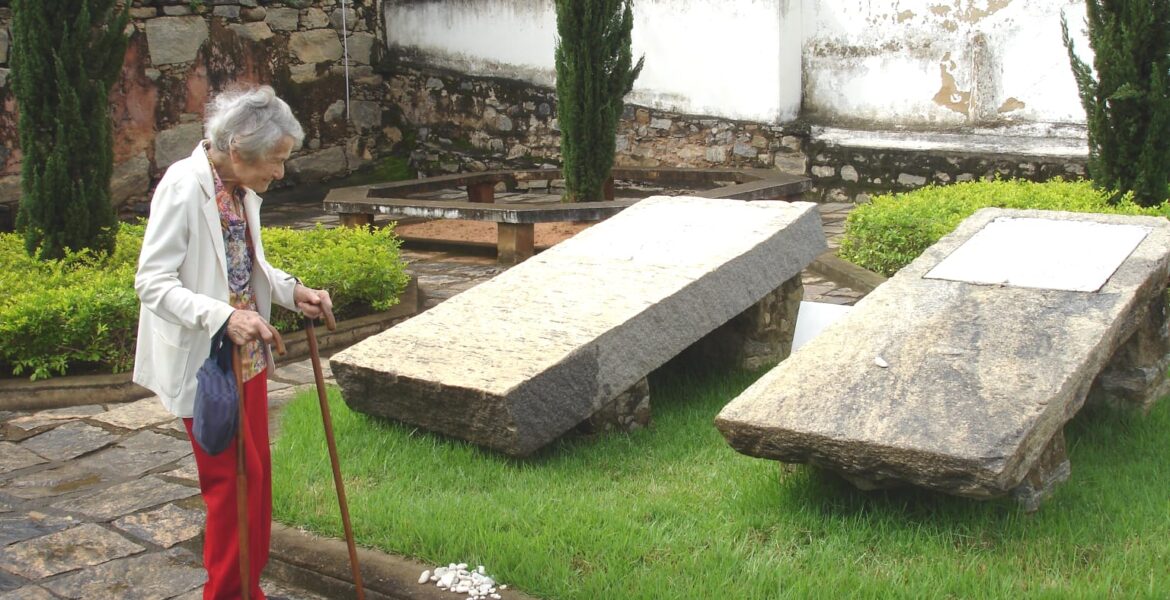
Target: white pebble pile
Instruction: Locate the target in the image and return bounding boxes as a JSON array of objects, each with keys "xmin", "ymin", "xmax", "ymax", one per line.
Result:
[{"xmin": 418, "ymin": 563, "xmax": 508, "ymax": 599}]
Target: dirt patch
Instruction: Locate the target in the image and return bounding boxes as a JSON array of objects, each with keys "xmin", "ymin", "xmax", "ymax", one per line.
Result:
[{"xmin": 394, "ymin": 220, "xmax": 593, "ymax": 248}]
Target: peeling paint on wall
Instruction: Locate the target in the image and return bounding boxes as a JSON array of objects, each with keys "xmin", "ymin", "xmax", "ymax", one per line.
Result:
[
  {"xmin": 999, "ymin": 97, "xmax": 1026, "ymax": 112},
  {"xmin": 933, "ymin": 53, "xmax": 972, "ymax": 115}
]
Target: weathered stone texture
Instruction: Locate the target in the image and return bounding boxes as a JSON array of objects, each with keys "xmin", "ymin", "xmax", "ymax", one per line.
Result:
[
  {"xmin": 716, "ymin": 208, "xmax": 1170, "ymax": 507},
  {"xmin": 109, "ymin": 153, "xmax": 151, "ymax": 206},
  {"xmin": 112, "ymin": 504, "xmax": 204, "ymax": 549},
  {"xmin": 50, "ymin": 476, "xmax": 197, "ymax": 521},
  {"xmin": 0, "ymin": 26, "xmax": 8, "ymax": 64},
  {"xmin": 0, "ymin": 442, "xmax": 48, "ymax": 475},
  {"xmin": 20, "ymin": 422, "xmax": 116, "ymax": 462},
  {"xmin": 42, "ymin": 547, "xmax": 204, "ymax": 600},
  {"xmin": 88, "ymin": 398, "xmax": 174, "ymax": 430},
  {"xmin": 229, "ymin": 22, "xmax": 274, "ymax": 43},
  {"xmin": 286, "ymin": 146, "xmax": 347, "ymax": 181},
  {"xmin": 144, "ymin": 17, "xmax": 208, "ymax": 66},
  {"xmin": 290, "ymin": 29, "xmax": 344, "ymax": 63},
  {"xmin": 333, "ymin": 196, "xmax": 826, "ymax": 455},
  {"xmin": 153, "ymin": 121, "xmax": 203, "ymax": 170},
  {"xmin": 0, "ymin": 523, "xmax": 143, "ymax": 579},
  {"xmin": 265, "ymin": 8, "xmax": 301, "ymax": 31},
  {"xmin": 347, "ymin": 31, "xmax": 377, "ymax": 65}
]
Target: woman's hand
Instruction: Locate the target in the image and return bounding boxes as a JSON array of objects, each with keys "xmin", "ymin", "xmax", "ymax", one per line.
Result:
[
  {"xmin": 294, "ymin": 284, "xmax": 334, "ymax": 321},
  {"xmin": 225, "ymin": 310, "xmax": 281, "ymax": 346}
]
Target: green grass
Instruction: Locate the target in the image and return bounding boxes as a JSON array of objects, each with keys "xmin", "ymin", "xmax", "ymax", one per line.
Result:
[{"xmin": 272, "ymin": 368, "xmax": 1170, "ymax": 599}]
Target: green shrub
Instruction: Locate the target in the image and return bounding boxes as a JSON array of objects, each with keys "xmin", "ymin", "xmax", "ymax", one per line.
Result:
[
  {"xmin": 838, "ymin": 179, "xmax": 1170, "ymax": 277},
  {"xmin": 0, "ymin": 223, "xmax": 408, "ymax": 380},
  {"xmin": 264, "ymin": 224, "xmax": 410, "ymax": 332}
]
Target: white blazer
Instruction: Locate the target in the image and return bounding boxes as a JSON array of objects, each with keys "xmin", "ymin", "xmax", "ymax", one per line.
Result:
[{"xmin": 134, "ymin": 143, "xmax": 299, "ymax": 418}]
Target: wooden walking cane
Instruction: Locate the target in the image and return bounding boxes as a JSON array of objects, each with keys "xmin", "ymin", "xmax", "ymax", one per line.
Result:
[
  {"xmin": 305, "ymin": 310, "xmax": 366, "ymax": 599},
  {"xmin": 233, "ymin": 331, "xmax": 286, "ymax": 600},
  {"xmin": 231, "ymin": 344, "xmax": 251, "ymax": 600}
]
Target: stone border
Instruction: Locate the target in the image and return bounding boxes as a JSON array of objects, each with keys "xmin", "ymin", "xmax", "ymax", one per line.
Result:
[
  {"xmin": 807, "ymin": 251, "xmax": 887, "ymax": 294},
  {"xmin": 268, "ymin": 524, "xmax": 540, "ymax": 600},
  {"xmin": 0, "ymin": 277, "xmax": 420, "ymax": 412}
]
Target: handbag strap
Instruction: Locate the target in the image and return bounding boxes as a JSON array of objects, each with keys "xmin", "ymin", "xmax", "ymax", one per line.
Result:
[{"xmin": 211, "ymin": 319, "xmax": 235, "ymax": 371}]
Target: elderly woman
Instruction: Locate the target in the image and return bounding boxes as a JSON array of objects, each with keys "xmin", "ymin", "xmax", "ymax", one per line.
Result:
[{"xmin": 134, "ymin": 85, "xmax": 331, "ymax": 600}]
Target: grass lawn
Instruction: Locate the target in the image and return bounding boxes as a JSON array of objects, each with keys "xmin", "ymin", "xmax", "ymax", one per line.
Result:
[{"xmin": 272, "ymin": 367, "xmax": 1170, "ymax": 599}]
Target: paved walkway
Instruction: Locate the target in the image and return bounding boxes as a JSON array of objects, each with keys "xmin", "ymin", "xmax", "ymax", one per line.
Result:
[{"xmin": 0, "ymin": 199, "xmax": 861, "ymax": 599}]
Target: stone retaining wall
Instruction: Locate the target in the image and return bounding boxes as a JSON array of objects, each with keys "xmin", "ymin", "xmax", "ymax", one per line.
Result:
[
  {"xmin": 0, "ymin": 0, "xmax": 397, "ymax": 225},
  {"xmin": 383, "ymin": 60, "xmax": 1088, "ymax": 203}
]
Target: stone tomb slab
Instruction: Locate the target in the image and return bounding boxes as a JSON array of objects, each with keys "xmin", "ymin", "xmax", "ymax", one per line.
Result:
[
  {"xmin": 716, "ymin": 208, "xmax": 1170, "ymax": 509},
  {"xmin": 333, "ymin": 196, "xmax": 825, "ymax": 456}
]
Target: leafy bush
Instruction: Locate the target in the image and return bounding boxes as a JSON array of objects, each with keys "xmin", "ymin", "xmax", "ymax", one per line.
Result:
[
  {"xmin": 264, "ymin": 224, "xmax": 410, "ymax": 332},
  {"xmin": 0, "ymin": 223, "xmax": 408, "ymax": 380},
  {"xmin": 838, "ymin": 179, "xmax": 1170, "ymax": 277}
]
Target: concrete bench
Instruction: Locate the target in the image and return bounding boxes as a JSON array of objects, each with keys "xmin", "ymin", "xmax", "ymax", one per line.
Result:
[
  {"xmin": 716, "ymin": 208, "xmax": 1170, "ymax": 510},
  {"xmin": 330, "ymin": 195, "xmax": 826, "ymax": 456},
  {"xmin": 323, "ymin": 167, "xmax": 811, "ymax": 264}
]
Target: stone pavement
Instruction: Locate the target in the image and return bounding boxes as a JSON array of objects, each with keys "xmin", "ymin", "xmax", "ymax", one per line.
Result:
[{"xmin": 0, "ymin": 198, "xmax": 862, "ymax": 599}]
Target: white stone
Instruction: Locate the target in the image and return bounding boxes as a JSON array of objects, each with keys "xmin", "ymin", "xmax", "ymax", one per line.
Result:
[
  {"xmin": 874, "ymin": 356, "xmax": 889, "ymax": 368},
  {"xmin": 925, "ymin": 217, "xmax": 1150, "ymax": 293},
  {"xmin": 418, "ymin": 570, "xmax": 430, "ymax": 584}
]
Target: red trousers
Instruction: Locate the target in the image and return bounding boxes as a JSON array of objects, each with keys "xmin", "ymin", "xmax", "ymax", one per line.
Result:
[{"xmin": 183, "ymin": 371, "xmax": 270, "ymax": 600}]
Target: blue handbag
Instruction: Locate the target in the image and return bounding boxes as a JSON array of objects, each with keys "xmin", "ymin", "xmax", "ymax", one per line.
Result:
[{"xmin": 192, "ymin": 321, "xmax": 239, "ymax": 456}]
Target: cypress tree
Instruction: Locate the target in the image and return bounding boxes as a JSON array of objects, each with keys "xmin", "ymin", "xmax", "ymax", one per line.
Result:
[
  {"xmin": 554, "ymin": 0, "xmax": 644, "ymax": 203},
  {"xmin": 1062, "ymin": 1, "xmax": 1170, "ymax": 208},
  {"xmin": 11, "ymin": 0, "xmax": 129, "ymax": 259}
]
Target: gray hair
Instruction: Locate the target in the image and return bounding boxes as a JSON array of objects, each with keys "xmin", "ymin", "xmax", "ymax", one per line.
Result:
[{"xmin": 204, "ymin": 85, "xmax": 304, "ymax": 161}]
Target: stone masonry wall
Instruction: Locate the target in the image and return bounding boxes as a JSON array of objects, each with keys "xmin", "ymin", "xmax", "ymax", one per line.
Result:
[
  {"xmin": 0, "ymin": 0, "xmax": 393, "ymax": 225},
  {"xmin": 384, "ymin": 60, "xmax": 1088, "ymax": 203}
]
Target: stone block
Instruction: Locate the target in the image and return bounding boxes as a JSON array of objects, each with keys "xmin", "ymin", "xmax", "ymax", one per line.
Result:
[
  {"xmin": 289, "ymin": 63, "xmax": 320, "ymax": 84},
  {"xmin": 229, "ymin": 22, "xmax": 274, "ymax": 43},
  {"xmin": 0, "ymin": 27, "xmax": 9, "ymax": 64},
  {"xmin": 144, "ymin": 17, "xmax": 208, "ymax": 66},
  {"xmin": 266, "ymin": 7, "xmax": 301, "ymax": 31},
  {"xmin": 717, "ymin": 208, "xmax": 1170, "ymax": 509},
  {"xmin": 110, "ymin": 152, "xmax": 150, "ymax": 206},
  {"xmin": 347, "ymin": 31, "xmax": 377, "ymax": 65},
  {"xmin": 350, "ymin": 100, "xmax": 382, "ymax": 131},
  {"xmin": 301, "ymin": 7, "xmax": 330, "ymax": 29},
  {"xmin": 154, "ymin": 122, "xmax": 204, "ymax": 170},
  {"xmin": 286, "ymin": 146, "xmax": 347, "ymax": 182},
  {"xmin": 333, "ymin": 196, "xmax": 826, "ymax": 456},
  {"xmin": 290, "ymin": 29, "xmax": 343, "ymax": 64}
]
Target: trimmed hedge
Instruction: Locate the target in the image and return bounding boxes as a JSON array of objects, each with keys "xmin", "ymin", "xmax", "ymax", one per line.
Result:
[
  {"xmin": 0, "ymin": 223, "xmax": 409, "ymax": 380},
  {"xmin": 838, "ymin": 179, "xmax": 1170, "ymax": 277}
]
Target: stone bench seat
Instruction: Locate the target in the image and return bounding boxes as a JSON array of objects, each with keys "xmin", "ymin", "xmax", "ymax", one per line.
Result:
[
  {"xmin": 716, "ymin": 208, "xmax": 1170, "ymax": 510},
  {"xmin": 331, "ymin": 195, "xmax": 826, "ymax": 456},
  {"xmin": 323, "ymin": 167, "xmax": 811, "ymax": 263}
]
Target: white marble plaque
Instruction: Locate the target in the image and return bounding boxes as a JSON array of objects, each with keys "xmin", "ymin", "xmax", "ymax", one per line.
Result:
[{"xmin": 925, "ymin": 217, "xmax": 1150, "ymax": 292}]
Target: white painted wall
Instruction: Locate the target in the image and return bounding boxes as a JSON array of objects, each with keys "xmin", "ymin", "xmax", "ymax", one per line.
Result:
[
  {"xmin": 384, "ymin": 0, "xmax": 1091, "ymax": 129},
  {"xmin": 384, "ymin": 0, "xmax": 800, "ymax": 123},
  {"xmin": 803, "ymin": 1, "xmax": 1090, "ymax": 128}
]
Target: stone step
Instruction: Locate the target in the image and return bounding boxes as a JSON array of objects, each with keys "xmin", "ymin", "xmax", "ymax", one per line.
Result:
[{"xmin": 331, "ymin": 195, "xmax": 827, "ymax": 456}]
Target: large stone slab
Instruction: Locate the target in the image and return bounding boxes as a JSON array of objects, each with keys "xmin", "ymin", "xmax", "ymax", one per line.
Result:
[
  {"xmin": 333, "ymin": 196, "xmax": 825, "ymax": 455},
  {"xmin": 716, "ymin": 208, "xmax": 1170, "ymax": 507}
]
